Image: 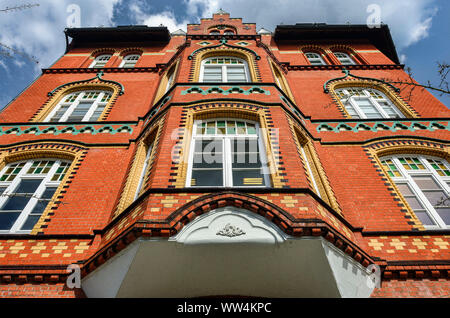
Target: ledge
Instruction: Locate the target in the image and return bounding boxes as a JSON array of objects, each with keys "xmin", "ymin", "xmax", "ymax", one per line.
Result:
[{"xmin": 286, "ymin": 64, "xmax": 404, "ymax": 71}]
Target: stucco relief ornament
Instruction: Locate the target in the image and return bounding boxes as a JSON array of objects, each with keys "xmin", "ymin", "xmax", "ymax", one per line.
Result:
[{"xmin": 216, "ymin": 223, "xmax": 246, "ymax": 237}]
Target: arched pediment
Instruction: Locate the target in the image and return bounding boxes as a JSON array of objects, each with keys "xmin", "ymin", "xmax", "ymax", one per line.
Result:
[{"xmin": 171, "ymin": 206, "xmax": 288, "ymax": 244}]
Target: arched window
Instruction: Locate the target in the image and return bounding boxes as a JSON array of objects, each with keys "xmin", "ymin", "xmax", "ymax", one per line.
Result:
[
  {"xmin": 134, "ymin": 134, "xmax": 156, "ymax": 200},
  {"xmin": 209, "ymin": 30, "xmax": 220, "ymax": 35},
  {"xmin": 305, "ymin": 52, "xmax": 326, "ymax": 65},
  {"xmin": 200, "ymin": 57, "xmax": 250, "ymax": 83},
  {"xmin": 120, "ymin": 54, "xmax": 140, "ymax": 68},
  {"xmin": 45, "ymin": 90, "xmax": 112, "ymax": 122},
  {"xmin": 335, "ymin": 87, "xmax": 404, "ymax": 119},
  {"xmin": 89, "ymin": 54, "xmax": 112, "ymax": 68},
  {"xmin": 165, "ymin": 66, "xmax": 176, "ymax": 93},
  {"xmin": 187, "ymin": 119, "xmax": 270, "ymax": 187},
  {"xmin": 224, "ymin": 30, "xmax": 235, "ymax": 35},
  {"xmin": 0, "ymin": 159, "xmax": 71, "ymax": 233},
  {"xmin": 334, "ymin": 52, "xmax": 355, "ymax": 65},
  {"xmin": 381, "ymin": 155, "xmax": 450, "ymax": 229}
]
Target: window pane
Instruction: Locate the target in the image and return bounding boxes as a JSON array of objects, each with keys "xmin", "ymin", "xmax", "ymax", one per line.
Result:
[
  {"xmin": 404, "ymin": 196, "xmax": 425, "ymax": 210},
  {"xmin": 436, "ymin": 208, "xmax": 450, "ymax": 225},
  {"xmin": 232, "ymin": 169, "xmax": 264, "ymax": 186},
  {"xmin": 0, "ymin": 162, "xmax": 25, "ymax": 181},
  {"xmin": 379, "ymin": 101, "xmax": 401, "ymax": 118},
  {"xmin": 226, "ymin": 67, "xmax": 246, "ymax": 82},
  {"xmin": 0, "ymin": 212, "xmax": 21, "ymax": 230},
  {"xmin": 2, "ymin": 179, "xmax": 42, "ymax": 210},
  {"xmin": 354, "ymin": 99, "xmax": 382, "ymax": 118},
  {"xmin": 191, "ymin": 169, "xmax": 223, "ymax": 186},
  {"xmin": 412, "ymin": 176, "xmax": 440, "ymax": 190},
  {"xmin": 50, "ymin": 105, "xmax": 70, "ymax": 122},
  {"xmin": 20, "ymin": 215, "xmax": 41, "ymax": 231},
  {"xmin": 415, "ymin": 211, "xmax": 436, "ymax": 226},
  {"xmin": 203, "ymin": 66, "xmax": 222, "ymax": 82},
  {"xmin": 66, "ymin": 102, "xmax": 92, "ymax": 121},
  {"xmin": 30, "ymin": 187, "xmax": 57, "ymax": 214},
  {"xmin": 15, "ymin": 179, "xmax": 41, "ymax": 193}
]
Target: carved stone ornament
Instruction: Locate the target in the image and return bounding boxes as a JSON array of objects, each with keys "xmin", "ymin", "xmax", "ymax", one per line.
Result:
[{"xmin": 216, "ymin": 223, "xmax": 246, "ymax": 237}]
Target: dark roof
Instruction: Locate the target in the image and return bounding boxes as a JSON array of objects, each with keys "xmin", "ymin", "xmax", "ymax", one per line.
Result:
[
  {"xmin": 64, "ymin": 26, "xmax": 171, "ymax": 52},
  {"xmin": 274, "ymin": 23, "xmax": 400, "ymax": 64}
]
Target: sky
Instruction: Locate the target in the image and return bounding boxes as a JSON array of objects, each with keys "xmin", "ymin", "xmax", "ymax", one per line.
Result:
[{"xmin": 0, "ymin": 0, "xmax": 449, "ymax": 109}]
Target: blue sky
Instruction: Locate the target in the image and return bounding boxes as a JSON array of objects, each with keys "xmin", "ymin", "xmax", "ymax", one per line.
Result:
[{"xmin": 0, "ymin": 0, "xmax": 449, "ymax": 110}]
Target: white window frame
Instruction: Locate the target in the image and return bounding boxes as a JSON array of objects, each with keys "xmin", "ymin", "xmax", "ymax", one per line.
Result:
[
  {"xmin": 334, "ymin": 52, "xmax": 355, "ymax": 65},
  {"xmin": 186, "ymin": 119, "xmax": 270, "ymax": 188},
  {"xmin": 199, "ymin": 56, "xmax": 250, "ymax": 83},
  {"xmin": 134, "ymin": 143, "xmax": 154, "ymax": 200},
  {"xmin": 0, "ymin": 159, "xmax": 70, "ymax": 234},
  {"xmin": 165, "ymin": 68, "xmax": 176, "ymax": 93},
  {"xmin": 382, "ymin": 155, "xmax": 450, "ymax": 229},
  {"xmin": 44, "ymin": 90, "xmax": 112, "ymax": 122},
  {"xmin": 119, "ymin": 54, "xmax": 140, "ymax": 68},
  {"xmin": 89, "ymin": 54, "xmax": 112, "ymax": 68},
  {"xmin": 336, "ymin": 87, "xmax": 404, "ymax": 119},
  {"xmin": 300, "ymin": 145, "xmax": 321, "ymax": 198},
  {"xmin": 305, "ymin": 52, "xmax": 326, "ymax": 65}
]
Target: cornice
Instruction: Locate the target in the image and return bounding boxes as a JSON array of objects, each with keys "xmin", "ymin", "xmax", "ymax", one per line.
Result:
[
  {"xmin": 286, "ymin": 64, "xmax": 404, "ymax": 71},
  {"xmin": 42, "ymin": 67, "xmax": 160, "ymax": 74}
]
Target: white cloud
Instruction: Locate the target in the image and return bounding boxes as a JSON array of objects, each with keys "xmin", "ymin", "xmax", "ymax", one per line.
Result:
[
  {"xmin": 0, "ymin": 60, "xmax": 9, "ymax": 74},
  {"xmin": 129, "ymin": 0, "xmax": 189, "ymax": 32},
  {"xmin": 399, "ymin": 54, "xmax": 407, "ymax": 64},
  {"xmin": 140, "ymin": 11, "xmax": 189, "ymax": 32},
  {"xmin": 0, "ymin": 0, "xmax": 439, "ymax": 74},
  {"xmin": 182, "ymin": 0, "xmax": 438, "ymax": 50},
  {"xmin": 0, "ymin": 0, "xmax": 121, "ymax": 70}
]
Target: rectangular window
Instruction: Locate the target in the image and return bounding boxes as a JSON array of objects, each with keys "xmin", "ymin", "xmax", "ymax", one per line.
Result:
[{"xmin": 188, "ymin": 120, "xmax": 269, "ymax": 187}]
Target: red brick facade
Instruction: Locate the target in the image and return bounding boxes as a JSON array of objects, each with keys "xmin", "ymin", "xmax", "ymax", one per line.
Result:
[{"xmin": 0, "ymin": 11, "xmax": 448, "ymax": 298}]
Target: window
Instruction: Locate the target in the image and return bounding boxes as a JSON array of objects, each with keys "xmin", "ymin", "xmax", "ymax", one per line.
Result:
[
  {"xmin": 0, "ymin": 159, "xmax": 70, "ymax": 233},
  {"xmin": 134, "ymin": 141, "xmax": 154, "ymax": 200},
  {"xmin": 89, "ymin": 54, "xmax": 112, "ymax": 68},
  {"xmin": 335, "ymin": 87, "xmax": 404, "ymax": 119},
  {"xmin": 45, "ymin": 90, "xmax": 112, "ymax": 122},
  {"xmin": 224, "ymin": 30, "xmax": 234, "ymax": 35},
  {"xmin": 381, "ymin": 156, "xmax": 450, "ymax": 229},
  {"xmin": 165, "ymin": 67, "xmax": 176, "ymax": 93},
  {"xmin": 305, "ymin": 52, "xmax": 326, "ymax": 65},
  {"xmin": 187, "ymin": 119, "xmax": 270, "ymax": 187},
  {"xmin": 209, "ymin": 30, "xmax": 220, "ymax": 35},
  {"xmin": 200, "ymin": 57, "xmax": 250, "ymax": 83},
  {"xmin": 120, "ymin": 54, "xmax": 140, "ymax": 68},
  {"xmin": 334, "ymin": 52, "xmax": 355, "ymax": 65}
]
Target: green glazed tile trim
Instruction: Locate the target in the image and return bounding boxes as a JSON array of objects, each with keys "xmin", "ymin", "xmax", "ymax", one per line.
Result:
[
  {"xmin": 181, "ymin": 85, "xmax": 270, "ymax": 96},
  {"xmin": 0, "ymin": 123, "xmax": 135, "ymax": 136},
  {"xmin": 316, "ymin": 120, "xmax": 450, "ymax": 133}
]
